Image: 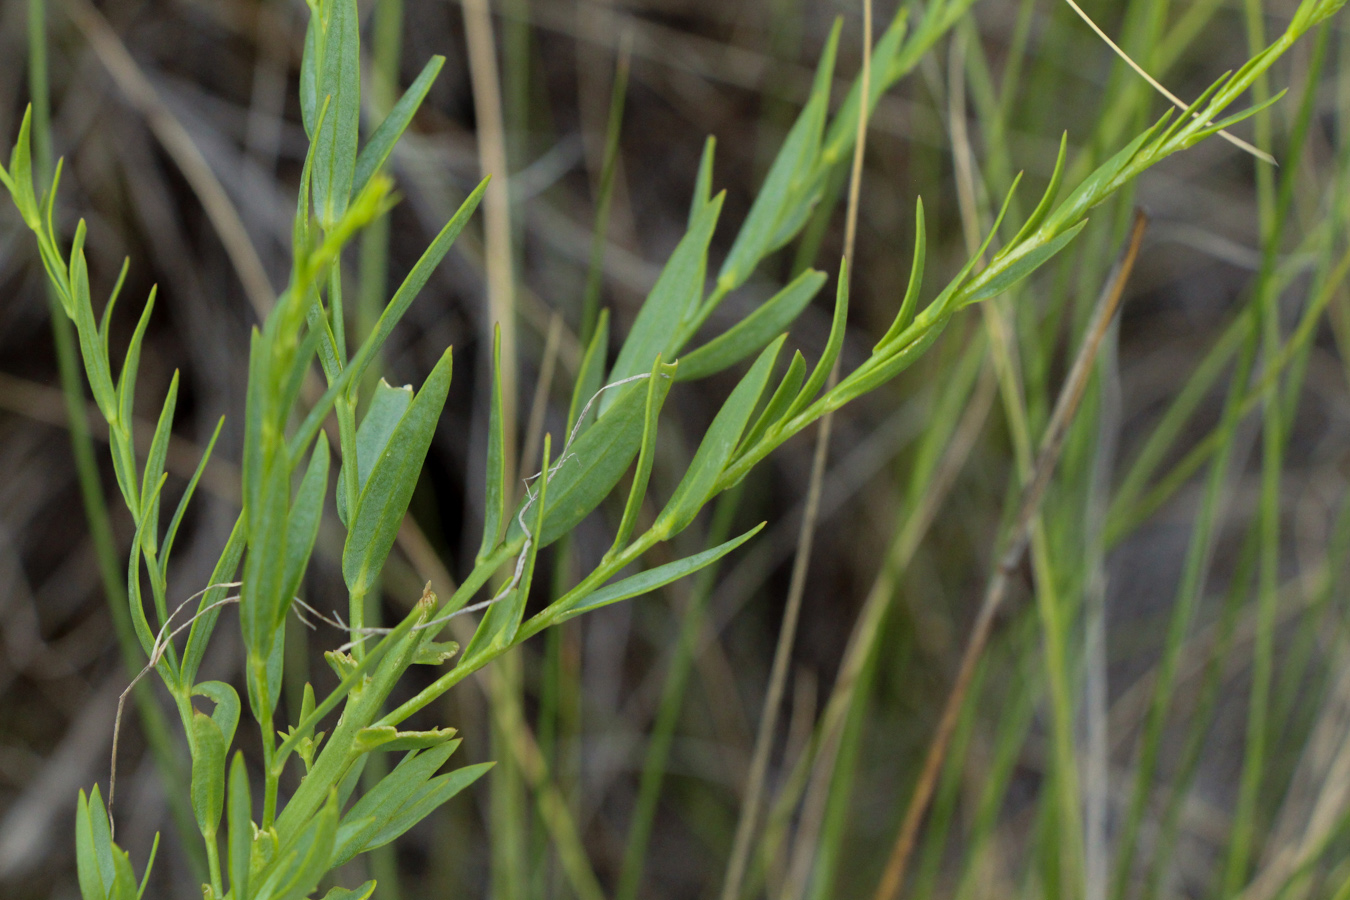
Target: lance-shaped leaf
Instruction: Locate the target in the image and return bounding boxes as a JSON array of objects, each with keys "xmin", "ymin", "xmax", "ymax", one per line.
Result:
[
  {"xmin": 603, "ymin": 190, "xmax": 724, "ymax": 412},
  {"xmin": 509, "ymin": 375, "xmax": 647, "ymax": 548},
  {"xmin": 342, "ymin": 179, "xmax": 486, "ymax": 392},
  {"xmin": 158, "ymin": 416, "xmax": 223, "ymax": 581},
  {"xmin": 351, "ymin": 55, "xmax": 445, "ymax": 198},
  {"xmin": 740, "ymin": 349, "xmax": 806, "ymax": 454},
  {"xmin": 257, "ymin": 789, "xmax": 340, "ymax": 900},
  {"xmin": 655, "ymin": 337, "xmax": 784, "ymax": 537},
  {"xmin": 468, "ymin": 435, "xmax": 553, "ymax": 658},
  {"xmin": 192, "ymin": 681, "xmax": 241, "ymax": 748},
  {"xmin": 181, "ymin": 515, "xmax": 246, "ymax": 686},
  {"xmin": 98, "ymin": 259, "xmax": 131, "ymax": 366},
  {"xmin": 343, "ymin": 349, "xmax": 453, "ymax": 603},
  {"xmin": 531, "ymin": 524, "xmax": 764, "ymax": 633},
  {"xmin": 322, "ymin": 884, "xmax": 376, "ymax": 900},
  {"xmin": 138, "ymin": 372, "xmax": 179, "ymax": 553},
  {"xmin": 716, "ymin": 19, "xmax": 840, "ymax": 293},
  {"xmin": 337, "ymin": 380, "xmax": 412, "ymax": 525},
  {"xmin": 786, "ymin": 264, "xmax": 849, "ymax": 421},
  {"xmin": 68, "ymin": 225, "xmax": 116, "ymax": 421},
  {"xmin": 363, "ymin": 762, "xmax": 492, "ymax": 852},
  {"xmin": 675, "ymin": 269, "xmax": 826, "ymax": 381},
  {"xmin": 312, "ymin": 0, "xmax": 360, "ymax": 227},
  {"xmin": 242, "ymin": 451, "xmax": 291, "ymax": 656},
  {"xmin": 76, "ymin": 787, "xmax": 114, "ymax": 900},
  {"xmin": 567, "ymin": 309, "xmax": 609, "ymax": 434},
  {"xmin": 7, "ymin": 106, "xmax": 36, "ymax": 226},
  {"xmin": 332, "ymin": 741, "xmax": 463, "ymax": 867},
  {"xmin": 876, "ymin": 201, "xmax": 926, "ymax": 350},
  {"xmin": 354, "ymin": 725, "xmax": 458, "ymax": 753},
  {"xmin": 227, "ymin": 752, "xmax": 251, "ymax": 900},
  {"xmin": 477, "ymin": 327, "xmax": 508, "ymax": 560},
  {"xmin": 189, "ymin": 711, "xmax": 226, "ymax": 839},
  {"xmin": 610, "ymin": 357, "xmax": 678, "ymax": 556},
  {"xmin": 960, "ymin": 220, "xmax": 1088, "ymax": 310}
]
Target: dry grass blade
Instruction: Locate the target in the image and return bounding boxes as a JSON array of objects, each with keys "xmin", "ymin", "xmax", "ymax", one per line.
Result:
[
  {"xmin": 66, "ymin": 0, "xmax": 276, "ymax": 317},
  {"xmin": 871, "ymin": 209, "xmax": 1150, "ymax": 900},
  {"xmin": 720, "ymin": 4, "xmax": 873, "ymax": 899}
]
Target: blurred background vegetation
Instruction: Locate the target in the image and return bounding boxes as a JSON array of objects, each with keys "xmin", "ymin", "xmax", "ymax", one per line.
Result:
[{"xmin": 1, "ymin": 0, "xmax": 1348, "ymax": 898}]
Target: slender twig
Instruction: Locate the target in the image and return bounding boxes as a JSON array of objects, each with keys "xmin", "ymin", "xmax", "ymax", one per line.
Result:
[{"xmin": 871, "ymin": 210, "xmax": 1149, "ymax": 900}]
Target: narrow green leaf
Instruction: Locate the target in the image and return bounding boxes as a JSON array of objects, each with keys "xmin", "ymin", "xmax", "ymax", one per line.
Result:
[
  {"xmin": 513, "ymin": 374, "xmax": 646, "ymax": 548},
  {"xmin": 321, "ymin": 883, "xmax": 376, "ymax": 900},
  {"xmin": 190, "ymin": 711, "xmax": 226, "ymax": 838},
  {"xmin": 343, "ymin": 349, "xmax": 452, "ymax": 603},
  {"xmin": 923, "ymin": 174, "xmax": 1022, "ymax": 323},
  {"xmin": 272, "ymin": 789, "xmax": 340, "ymax": 900},
  {"xmin": 1042, "ymin": 126, "xmax": 1156, "ymax": 237},
  {"xmin": 360, "ymin": 763, "xmax": 493, "ymax": 853},
  {"xmin": 159, "ymin": 416, "xmax": 224, "ymax": 582},
  {"xmin": 468, "ymin": 435, "xmax": 553, "ymax": 658},
  {"xmin": 333, "ymin": 742, "xmax": 463, "ymax": 867},
  {"xmin": 566, "ymin": 308, "xmax": 609, "ymax": 434},
  {"xmin": 98, "ymin": 259, "xmax": 131, "ymax": 366},
  {"xmin": 604, "ymin": 191, "xmax": 725, "ymax": 411},
  {"xmin": 354, "ymin": 725, "xmax": 458, "ymax": 753},
  {"xmin": 676, "ymin": 269, "xmax": 826, "ymax": 381},
  {"xmin": 787, "ymin": 264, "xmax": 849, "ymax": 420},
  {"xmin": 414, "ymin": 640, "xmax": 460, "ymax": 665},
  {"xmin": 69, "ymin": 227, "xmax": 116, "ymax": 418},
  {"xmin": 299, "ymin": 5, "xmax": 323, "ymax": 137},
  {"xmin": 1183, "ymin": 90, "xmax": 1288, "ymax": 150},
  {"xmin": 135, "ymin": 833, "xmax": 158, "ymax": 900},
  {"xmin": 1158, "ymin": 72, "xmax": 1234, "ymax": 149},
  {"xmin": 117, "ymin": 286, "xmax": 157, "ymax": 439},
  {"xmin": 9, "ymin": 106, "xmax": 37, "ymax": 225},
  {"xmin": 352, "ymin": 55, "xmax": 445, "ymax": 198},
  {"xmin": 279, "ymin": 435, "xmax": 330, "ymax": 626},
  {"xmin": 690, "ymin": 136, "xmax": 717, "ymax": 227},
  {"xmin": 312, "ymin": 0, "xmax": 361, "ymax": 227},
  {"xmin": 1008, "ymin": 134, "xmax": 1067, "ymax": 249},
  {"xmin": 611, "ymin": 358, "xmax": 678, "ymax": 554},
  {"xmin": 961, "ymin": 220, "xmax": 1088, "ymax": 309},
  {"xmin": 126, "ymin": 478, "xmax": 166, "ymax": 662},
  {"xmin": 182, "ymin": 514, "xmax": 246, "ymax": 686},
  {"xmin": 876, "ymin": 202, "xmax": 926, "ymax": 350},
  {"xmin": 87, "ymin": 787, "xmax": 117, "ymax": 896},
  {"xmin": 192, "ymin": 681, "xmax": 241, "ymax": 748},
  {"xmin": 340, "ymin": 178, "xmax": 487, "ymax": 394},
  {"xmin": 478, "ymin": 326, "xmax": 509, "ymax": 560},
  {"xmin": 337, "ymin": 380, "xmax": 413, "ymax": 526},
  {"xmin": 76, "ymin": 790, "xmax": 109, "ymax": 900},
  {"xmin": 548, "ymin": 524, "xmax": 764, "ymax": 627},
  {"xmin": 109, "ymin": 847, "xmax": 138, "ymax": 900},
  {"xmin": 740, "ymin": 350, "xmax": 806, "ymax": 453},
  {"xmin": 242, "ymin": 451, "xmax": 290, "ymax": 656},
  {"xmin": 138, "ymin": 371, "xmax": 179, "ymax": 553},
  {"xmin": 655, "ymin": 337, "xmax": 784, "ymax": 537},
  {"xmin": 717, "ymin": 19, "xmax": 840, "ymax": 292},
  {"xmin": 227, "ymin": 752, "xmax": 251, "ymax": 900}
]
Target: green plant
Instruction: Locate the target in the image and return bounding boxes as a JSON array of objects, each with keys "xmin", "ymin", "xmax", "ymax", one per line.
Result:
[{"xmin": 0, "ymin": 0, "xmax": 1342, "ymax": 896}]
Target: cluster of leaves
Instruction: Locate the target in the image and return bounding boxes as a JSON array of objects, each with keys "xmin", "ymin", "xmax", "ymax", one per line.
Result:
[{"xmin": 0, "ymin": 0, "xmax": 1340, "ymax": 893}]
